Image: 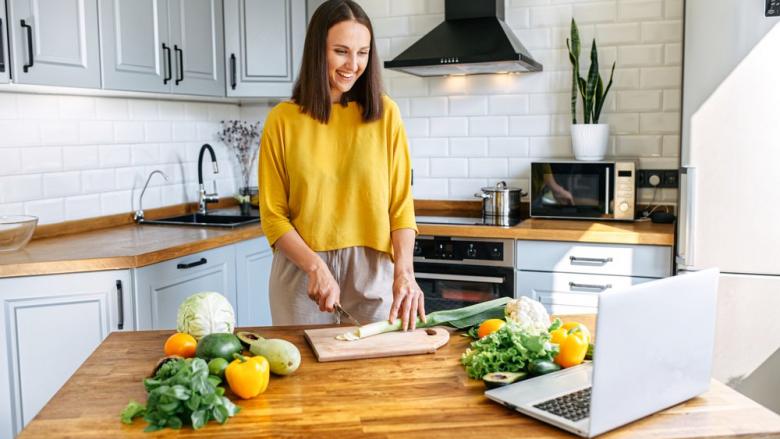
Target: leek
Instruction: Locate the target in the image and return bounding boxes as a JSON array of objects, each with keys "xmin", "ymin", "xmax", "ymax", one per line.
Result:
[{"xmin": 336, "ymin": 297, "xmax": 511, "ymax": 341}]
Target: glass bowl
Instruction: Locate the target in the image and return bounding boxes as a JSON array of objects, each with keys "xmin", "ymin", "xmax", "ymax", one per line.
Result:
[{"xmin": 0, "ymin": 215, "xmax": 38, "ymax": 252}]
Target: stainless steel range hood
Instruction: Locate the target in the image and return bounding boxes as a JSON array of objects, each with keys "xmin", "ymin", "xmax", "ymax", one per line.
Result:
[{"xmin": 384, "ymin": 0, "xmax": 542, "ymax": 77}]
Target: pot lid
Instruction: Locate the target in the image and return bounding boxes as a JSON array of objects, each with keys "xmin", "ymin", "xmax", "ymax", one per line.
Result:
[{"xmin": 479, "ymin": 181, "xmax": 523, "ymax": 192}]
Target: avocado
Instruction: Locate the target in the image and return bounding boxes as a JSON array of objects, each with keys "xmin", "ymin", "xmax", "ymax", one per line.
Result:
[
  {"xmin": 483, "ymin": 371, "xmax": 527, "ymax": 389},
  {"xmin": 236, "ymin": 331, "xmax": 263, "ymax": 349},
  {"xmin": 528, "ymin": 359, "xmax": 562, "ymax": 376},
  {"xmin": 195, "ymin": 333, "xmax": 243, "ymax": 362}
]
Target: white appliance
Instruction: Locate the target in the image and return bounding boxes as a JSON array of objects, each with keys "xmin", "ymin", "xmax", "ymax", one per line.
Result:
[
  {"xmin": 679, "ymin": 0, "xmax": 780, "ymax": 412},
  {"xmin": 485, "ymin": 269, "xmax": 720, "ymax": 437}
]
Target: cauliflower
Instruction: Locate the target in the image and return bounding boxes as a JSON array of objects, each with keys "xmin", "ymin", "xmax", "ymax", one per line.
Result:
[{"xmin": 505, "ymin": 297, "xmax": 551, "ymax": 335}]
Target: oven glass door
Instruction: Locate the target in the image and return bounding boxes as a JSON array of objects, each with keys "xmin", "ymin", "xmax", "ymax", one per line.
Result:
[
  {"xmin": 531, "ymin": 162, "xmax": 615, "ymax": 218},
  {"xmin": 414, "ymin": 262, "xmax": 514, "ymax": 313}
]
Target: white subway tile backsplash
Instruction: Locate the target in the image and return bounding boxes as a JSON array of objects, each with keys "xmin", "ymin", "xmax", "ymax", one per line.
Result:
[
  {"xmin": 43, "ymin": 172, "xmax": 81, "ymax": 198},
  {"xmin": 469, "ymin": 158, "xmax": 508, "ymax": 178},
  {"xmin": 617, "ymin": 44, "xmax": 663, "ymax": 67},
  {"xmin": 100, "ymin": 190, "xmax": 132, "ymax": 215},
  {"xmin": 173, "ymin": 122, "xmax": 199, "ymax": 142},
  {"xmin": 506, "ymin": 7, "xmax": 531, "ymax": 28},
  {"xmin": 145, "ymin": 121, "xmax": 173, "ymax": 142},
  {"xmin": 373, "ymin": 16, "xmax": 410, "ymax": 38},
  {"xmin": 489, "ymin": 95, "xmax": 530, "ymax": 115},
  {"xmin": 431, "ymin": 158, "xmax": 468, "ymax": 177},
  {"xmin": 665, "ymin": 0, "xmax": 683, "ymax": 19},
  {"xmin": 430, "ymin": 117, "xmax": 468, "ymax": 137},
  {"xmin": 508, "ymin": 158, "xmax": 533, "ymax": 178},
  {"xmin": 618, "ymin": 0, "xmax": 663, "ymax": 21},
  {"xmin": 159, "ymin": 101, "xmax": 186, "ymax": 121},
  {"xmin": 64, "ymin": 194, "xmax": 102, "ymax": 221},
  {"xmin": 616, "ymin": 135, "xmax": 662, "ymax": 156},
  {"xmin": 530, "ymin": 93, "xmax": 568, "ymax": 114},
  {"xmin": 412, "ymin": 178, "xmax": 448, "ymax": 198},
  {"xmin": 22, "ymin": 147, "xmax": 62, "ymax": 173},
  {"xmin": 410, "ymin": 138, "xmax": 448, "ymax": 157},
  {"xmin": 17, "ymin": 95, "xmax": 58, "ymax": 120},
  {"xmin": 664, "ymin": 43, "xmax": 682, "ymax": 65},
  {"xmin": 82, "ymin": 169, "xmax": 116, "ymax": 193},
  {"xmin": 612, "ymin": 68, "xmax": 641, "ymax": 90},
  {"xmin": 509, "ymin": 115, "xmax": 550, "ymax": 136},
  {"xmin": 114, "ymin": 121, "xmax": 145, "ymax": 143},
  {"xmin": 574, "ymin": 2, "xmax": 617, "ymax": 23},
  {"xmin": 62, "ymin": 145, "xmax": 99, "ymax": 171},
  {"xmin": 411, "ymin": 97, "xmax": 448, "ymax": 117},
  {"xmin": 132, "ymin": 143, "xmax": 161, "ymax": 166},
  {"xmin": 408, "ymin": 14, "xmax": 441, "ymax": 35},
  {"xmin": 469, "ymin": 116, "xmax": 508, "ymax": 136},
  {"xmin": 359, "ymin": 0, "xmax": 391, "ymax": 18},
  {"xmin": 0, "ymin": 149, "xmax": 22, "ymax": 175},
  {"xmin": 489, "ymin": 137, "xmax": 530, "ymax": 157},
  {"xmin": 449, "ymin": 178, "xmax": 489, "ymax": 198},
  {"xmin": 96, "ymin": 98, "xmax": 129, "ymax": 120},
  {"xmin": 617, "ymin": 90, "xmax": 661, "ymax": 111},
  {"xmin": 25, "ymin": 199, "xmax": 64, "ymax": 224},
  {"xmin": 39, "ymin": 122, "xmax": 79, "ymax": 145},
  {"xmin": 79, "ymin": 121, "xmax": 114, "ymax": 144},
  {"xmin": 0, "ymin": 203, "xmax": 25, "ymax": 216},
  {"xmin": 639, "ymin": 112, "xmax": 679, "ymax": 133},
  {"xmin": 99, "ymin": 145, "xmax": 131, "ymax": 168},
  {"xmin": 663, "ymin": 89, "xmax": 681, "ymax": 111},
  {"xmin": 531, "ymin": 5, "xmax": 574, "ymax": 27},
  {"xmin": 641, "ymin": 21, "xmax": 682, "ymax": 43},
  {"xmin": 389, "ymin": 77, "xmax": 429, "ymax": 97},
  {"xmin": 513, "ymin": 28, "xmax": 552, "ymax": 49},
  {"xmin": 59, "ymin": 96, "xmax": 96, "ymax": 120},
  {"xmin": 412, "ymin": 158, "xmax": 430, "ymax": 177},
  {"xmin": 662, "ymin": 135, "xmax": 680, "ymax": 157},
  {"xmin": 596, "ymin": 23, "xmax": 641, "ymax": 45},
  {"xmin": 530, "ymin": 136, "xmax": 572, "ymax": 157},
  {"xmin": 129, "ymin": 100, "xmax": 159, "ymax": 121},
  {"xmin": 0, "ymin": 94, "xmax": 18, "ymax": 119},
  {"xmin": 604, "ymin": 113, "xmax": 640, "ymax": 134},
  {"xmin": 405, "ymin": 118, "xmax": 429, "ymax": 137},
  {"xmin": 185, "ymin": 103, "xmax": 210, "ymax": 121},
  {"xmin": 0, "ymin": 175, "xmax": 42, "ymax": 203},
  {"xmin": 450, "ymin": 96, "xmax": 488, "ymax": 116},
  {"xmin": 425, "ymin": 0, "xmax": 444, "ymax": 14},
  {"xmin": 450, "ymin": 138, "xmax": 488, "ymax": 157},
  {"xmin": 0, "ymin": 120, "xmax": 40, "ymax": 146}
]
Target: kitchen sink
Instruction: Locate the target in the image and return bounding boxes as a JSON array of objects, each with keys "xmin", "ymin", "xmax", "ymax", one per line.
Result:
[{"xmin": 139, "ymin": 213, "xmax": 259, "ymax": 228}]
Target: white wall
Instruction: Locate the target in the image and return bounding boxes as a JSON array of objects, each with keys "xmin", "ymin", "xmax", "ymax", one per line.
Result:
[
  {"xmin": 368, "ymin": 0, "xmax": 682, "ymax": 202},
  {"xmin": 0, "ymin": 94, "xmax": 241, "ymax": 224}
]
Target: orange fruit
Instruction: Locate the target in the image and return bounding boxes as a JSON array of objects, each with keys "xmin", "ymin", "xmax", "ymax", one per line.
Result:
[
  {"xmin": 164, "ymin": 332, "xmax": 197, "ymax": 358},
  {"xmin": 477, "ymin": 319, "xmax": 506, "ymax": 339}
]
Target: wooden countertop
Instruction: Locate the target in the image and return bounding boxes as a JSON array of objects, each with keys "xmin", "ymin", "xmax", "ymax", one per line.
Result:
[
  {"xmin": 0, "ymin": 200, "xmax": 674, "ymax": 278},
  {"xmin": 19, "ymin": 315, "xmax": 780, "ymax": 438},
  {"xmin": 418, "ymin": 218, "xmax": 674, "ymax": 246}
]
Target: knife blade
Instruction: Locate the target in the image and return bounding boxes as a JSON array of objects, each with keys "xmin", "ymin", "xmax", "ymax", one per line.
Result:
[{"xmin": 334, "ymin": 304, "xmax": 361, "ymax": 327}]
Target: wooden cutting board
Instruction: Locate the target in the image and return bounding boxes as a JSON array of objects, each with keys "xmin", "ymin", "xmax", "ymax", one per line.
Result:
[{"xmin": 304, "ymin": 326, "xmax": 451, "ymax": 362}]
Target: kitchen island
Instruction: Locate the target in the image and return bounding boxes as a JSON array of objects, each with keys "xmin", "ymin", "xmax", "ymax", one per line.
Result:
[{"xmin": 18, "ymin": 316, "xmax": 780, "ymax": 438}]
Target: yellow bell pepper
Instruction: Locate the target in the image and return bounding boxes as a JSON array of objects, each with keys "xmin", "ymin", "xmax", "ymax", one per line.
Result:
[
  {"xmin": 225, "ymin": 353, "xmax": 269, "ymax": 399},
  {"xmin": 550, "ymin": 322, "xmax": 591, "ymax": 368}
]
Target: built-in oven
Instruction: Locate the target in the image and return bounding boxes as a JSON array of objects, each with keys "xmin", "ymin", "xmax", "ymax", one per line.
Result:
[
  {"xmin": 413, "ymin": 236, "xmax": 515, "ymax": 312},
  {"xmin": 530, "ymin": 160, "xmax": 637, "ymax": 221}
]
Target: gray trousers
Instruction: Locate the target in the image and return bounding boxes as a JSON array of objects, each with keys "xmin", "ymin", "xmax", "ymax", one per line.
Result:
[{"xmin": 269, "ymin": 246, "xmax": 394, "ymax": 325}]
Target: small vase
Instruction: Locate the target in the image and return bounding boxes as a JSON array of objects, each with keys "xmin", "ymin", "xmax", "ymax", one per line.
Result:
[{"xmin": 571, "ymin": 123, "xmax": 609, "ymax": 161}]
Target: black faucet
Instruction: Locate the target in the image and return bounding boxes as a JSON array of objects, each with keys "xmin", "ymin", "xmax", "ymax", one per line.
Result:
[{"xmin": 198, "ymin": 143, "xmax": 220, "ymax": 214}]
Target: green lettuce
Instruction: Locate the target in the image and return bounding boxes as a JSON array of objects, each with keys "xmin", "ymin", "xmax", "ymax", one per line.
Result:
[{"xmin": 460, "ymin": 321, "xmax": 559, "ymax": 379}]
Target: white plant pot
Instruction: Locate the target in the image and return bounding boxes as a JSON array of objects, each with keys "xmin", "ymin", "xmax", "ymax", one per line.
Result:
[{"xmin": 571, "ymin": 123, "xmax": 609, "ymax": 161}]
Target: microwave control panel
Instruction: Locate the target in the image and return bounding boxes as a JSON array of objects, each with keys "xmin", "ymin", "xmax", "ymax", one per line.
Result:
[{"xmin": 613, "ymin": 161, "xmax": 636, "ymax": 220}]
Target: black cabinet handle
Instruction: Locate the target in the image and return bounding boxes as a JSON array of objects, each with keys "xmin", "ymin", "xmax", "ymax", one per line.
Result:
[
  {"xmin": 162, "ymin": 43, "xmax": 171, "ymax": 84},
  {"xmin": 230, "ymin": 53, "xmax": 236, "ymax": 90},
  {"xmin": 21, "ymin": 19, "xmax": 33, "ymax": 72},
  {"xmin": 0, "ymin": 18, "xmax": 5, "ymax": 73},
  {"xmin": 174, "ymin": 45, "xmax": 183, "ymax": 85},
  {"xmin": 177, "ymin": 257, "xmax": 207, "ymax": 269},
  {"xmin": 116, "ymin": 280, "xmax": 125, "ymax": 330}
]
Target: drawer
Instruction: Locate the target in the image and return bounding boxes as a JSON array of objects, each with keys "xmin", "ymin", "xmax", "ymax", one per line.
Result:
[
  {"xmin": 516, "ymin": 240, "xmax": 671, "ymax": 278},
  {"xmin": 516, "ymin": 270, "xmax": 656, "ymax": 315},
  {"xmin": 146, "ymin": 246, "xmax": 234, "ymax": 279}
]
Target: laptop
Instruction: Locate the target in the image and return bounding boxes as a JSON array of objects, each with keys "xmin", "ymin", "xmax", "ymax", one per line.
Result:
[{"xmin": 485, "ymin": 268, "xmax": 720, "ymax": 437}]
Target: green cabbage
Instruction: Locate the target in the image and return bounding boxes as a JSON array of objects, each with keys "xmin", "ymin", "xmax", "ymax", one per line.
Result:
[{"xmin": 176, "ymin": 292, "xmax": 235, "ymax": 339}]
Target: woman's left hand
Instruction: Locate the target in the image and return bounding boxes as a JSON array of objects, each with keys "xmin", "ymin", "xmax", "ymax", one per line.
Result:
[{"xmin": 389, "ymin": 271, "xmax": 426, "ymax": 331}]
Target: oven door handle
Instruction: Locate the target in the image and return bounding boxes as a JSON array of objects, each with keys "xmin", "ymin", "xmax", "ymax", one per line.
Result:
[{"xmin": 414, "ymin": 272, "xmax": 505, "ymax": 284}]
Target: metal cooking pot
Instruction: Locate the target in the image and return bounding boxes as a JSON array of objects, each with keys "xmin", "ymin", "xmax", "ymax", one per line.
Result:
[{"xmin": 474, "ymin": 181, "xmax": 524, "ymax": 217}]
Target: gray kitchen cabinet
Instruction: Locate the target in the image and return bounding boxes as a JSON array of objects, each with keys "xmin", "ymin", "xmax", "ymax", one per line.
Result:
[
  {"xmin": 134, "ymin": 245, "xmax": 237, "ymax": 330},
  {"xmin": 0, "ymin": 0, "xmax": 9, "ymax": 83},
  {"xmin": 7, "ymin": 0, "xmax": 101, "ymax": 88},
  {"xmin": 515, "ymin": 240, "xmax": 672, "ymax": 314},
  {"xmin": 0, "ymin": 270, "xmax": 133, "ymax": 438},
  {"xmin": 168, "ymin": 0, "xmax": 225, "ymax": 96},
  {"xmin": 235, "ymin": 237, "xmax": 273, "ymax": 327},
  {"xmin": 224, "ymin": 0, "xmax": 306, "ymax": 97},
  {"xmin": 100, "ymin": 0, "xmax": 225, "ymax": 96}
]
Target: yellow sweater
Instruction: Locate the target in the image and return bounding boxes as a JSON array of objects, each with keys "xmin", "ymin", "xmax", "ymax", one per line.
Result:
[{"xmin": 259, "ymin": 95, "xmax": 417, "ymax": 255}]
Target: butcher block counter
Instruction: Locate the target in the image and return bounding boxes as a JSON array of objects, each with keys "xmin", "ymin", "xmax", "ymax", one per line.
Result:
[{"xmin": 18, "ymin": 315, "xmax": 780, "ymax": 438}]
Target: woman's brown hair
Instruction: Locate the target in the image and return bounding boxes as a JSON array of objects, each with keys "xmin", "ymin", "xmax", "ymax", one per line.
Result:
[{"xmin": 292, "ymin": 0, "xmax": 383, "ymax": 124}]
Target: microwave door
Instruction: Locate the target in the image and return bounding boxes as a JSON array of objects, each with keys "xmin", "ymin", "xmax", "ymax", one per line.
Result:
[{"xmin": 533, "ymin": 163, "xmax": 613, "ymax": 219}]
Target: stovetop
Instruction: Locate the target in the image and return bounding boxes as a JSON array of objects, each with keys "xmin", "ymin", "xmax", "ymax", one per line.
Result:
[{"xmin": 416, "ymin": 215, "xmax": 523, "ymax": 228}]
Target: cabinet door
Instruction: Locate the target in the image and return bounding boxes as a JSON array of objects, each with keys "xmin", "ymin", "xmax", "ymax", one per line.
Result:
[
  {"xmin": 516, "ymin": 270, "xmax": 655, "ymax": 315},
  {"xmin": 168, "ymin": 0, "xmax": 225, "ymax": 96},
  {"xmin": 134, "ymin": 245, "xmax": 236, "ymax": 330},
  {"xmin": 0, "ymin": 270, "xmax": 132, "ymax": 438},
  {"xmin": 224, "ymin": 0, "xmax": 305, "ymax": 97},
  {"xmin": 8, "ymin": 0, "xmax": 100, "ymax": 87},
  {"xmin": 99, "ymin": 0, "xmax": 171, "ymax": 93},
  {"xmin": 0, "ymin": 1, "xmax": 9, "ymax": 83},
  {"xmin": 235, "ymin": 237, "xmax": 273, "ymax": 327}
]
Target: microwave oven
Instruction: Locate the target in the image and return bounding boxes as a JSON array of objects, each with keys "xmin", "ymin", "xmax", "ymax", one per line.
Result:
[{"xmin": 530, "ymin": 161, "xmax": 637, "ymax": 221}]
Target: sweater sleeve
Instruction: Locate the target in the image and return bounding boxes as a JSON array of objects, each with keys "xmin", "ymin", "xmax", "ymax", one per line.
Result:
[
  {"xmin": 259, "ymin": 108, "xmax": 295, "ymax": 246},
  {"xmin": 386, "ymin": 98, "xmax": 418, "ymax": 233}
]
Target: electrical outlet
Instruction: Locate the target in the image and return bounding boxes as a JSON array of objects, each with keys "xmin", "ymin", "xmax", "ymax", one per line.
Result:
[{"xmin": 637, "ymin": 170, "xmax": 679, "ymax": 188}]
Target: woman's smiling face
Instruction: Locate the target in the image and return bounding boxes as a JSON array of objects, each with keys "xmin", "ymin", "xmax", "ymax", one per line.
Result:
[{"xmin": 326, "ymin": 20, "xmax": 371, "ymax": 102}]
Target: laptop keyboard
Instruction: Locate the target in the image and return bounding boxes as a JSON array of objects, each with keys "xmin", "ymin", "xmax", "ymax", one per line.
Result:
[{"xmin": 533, "ymin": 387, "xmax": 592, "ymax": 422}]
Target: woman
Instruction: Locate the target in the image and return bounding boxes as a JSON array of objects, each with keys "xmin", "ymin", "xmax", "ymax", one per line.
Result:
[{"xmin": 259, "ymin": 0, "xmax": 425, "ymax": 331}]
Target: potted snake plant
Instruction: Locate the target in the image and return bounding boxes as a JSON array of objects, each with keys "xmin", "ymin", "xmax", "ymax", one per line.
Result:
[{"xmin": 567, "ymin": 18, "xmax": 616, "ymax": 160}]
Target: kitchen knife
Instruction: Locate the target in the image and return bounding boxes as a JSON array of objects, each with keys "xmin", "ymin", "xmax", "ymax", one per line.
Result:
[{"xmin": 334, "ymin": 304, "xmax": 361, "ymax": 327}]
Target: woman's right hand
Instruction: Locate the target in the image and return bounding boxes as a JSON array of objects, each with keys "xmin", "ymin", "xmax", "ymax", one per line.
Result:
[{"xmin": 306, "ymin": 261, "xmax": 341, "ymax": 313}]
